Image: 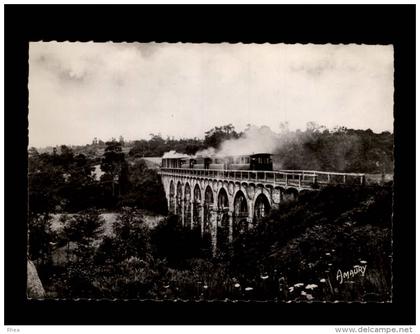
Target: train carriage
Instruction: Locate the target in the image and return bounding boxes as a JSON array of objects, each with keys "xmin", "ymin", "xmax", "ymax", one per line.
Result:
[
  {"xmin": 249, "ymin": 153, "xmax": 273, "ymax": 171},
  {"xmin": 162, "ymin": 153, "xmax": 273, "ymax": 171},
  {"xmin": 161, "ymin": 156, "xmax": 190, "ymax": 169}
]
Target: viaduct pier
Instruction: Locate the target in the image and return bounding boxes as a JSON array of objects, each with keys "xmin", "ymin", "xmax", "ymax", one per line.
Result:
[{"xmin": 159, "ymin": 167, "xmax": 365, "ymax": 254}]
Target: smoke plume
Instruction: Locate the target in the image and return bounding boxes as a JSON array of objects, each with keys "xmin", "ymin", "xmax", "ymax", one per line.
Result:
[
  {"xmin": 217, "ymin": 125, "xmax": 281, "ymax": 156},
  {"xmin": 162, "ymin": 150, "xmax": 190, "ymax": 158},
  {"xmin": 163, "ymin": 125, "xmax": 287, "ymax": 159}
]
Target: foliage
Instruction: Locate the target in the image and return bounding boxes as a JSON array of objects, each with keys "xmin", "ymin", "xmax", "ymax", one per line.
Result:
[
  {"xmin": 129, "ymin": 134, "xmax": 204, "ymax": 157},
  {"xmin": 57, "ymin": 211, "xmax": 104, "ymax": 265},
  {"xmin": 203, "ymin": 124, "xmax": 242, "ymax": 149},
  {"xmin": 275, "ymin": 124, "xmax": 393, "ymax": 173},
  {"xmin": 28, "ymin": 146, "xmax": 96, "ymax": 213},
  {"xmin": 100, "ymin": 140, "xmax": 129, "ymax": 199},
  {"xmin": 28, "ymin": 142, "xmax": 167, "ymax": 214},
  {"xmin": 53, "ymin": 211, "xmax": 104, "ymax": 298},
  {"xmin": 151, "ymin": 215, "xmax": 211, "ymax": 267},
  {"xmin": 28, "ymin": 213, "xmax": 54, "ymax": 267},
  {"xmin": 28, "ymin": 152, "xmax": 66, "ymax": 213},
  {"xmin": 111, "ymin": 208, "xmax": 152, "ymax": 261},
  {"xmin": 120, "ymin": 159, "xmax": 168, "ymax": 215},
  {"xmin": 36, "ymin": 184, "xmax": 391, "ymax": 301},
  {"xmin": 28, "ymin": 124, "xmax": 393, "ymax": 301},
  {"xmin": 226, "ymin": 184, "xmax": 393, "ymax": 301}
]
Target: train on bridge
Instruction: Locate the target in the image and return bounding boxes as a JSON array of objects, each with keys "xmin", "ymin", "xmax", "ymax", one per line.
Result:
[
  {"xmin": 161, "ymin": 153, "xmax": 273, "ymax": 171},
  {"xmin": 159, "ymin": 152, "xmax": 369, "ymax": 256}
]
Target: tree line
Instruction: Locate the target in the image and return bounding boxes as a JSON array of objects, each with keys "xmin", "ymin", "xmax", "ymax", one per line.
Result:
[
  {"xmin": 28, "ymin": 141, "xmax": 167, "ymax": 215},
  {"xmin": 274, "ymin": 125, "xmax": 393, "ymax": 173},
  {"xmin": 28, "ymin": 123, "xmax": 393, "ymax": 215},
  {"xmin": 33, "ymin": 123, "xmax": 393, "ymax": 174},
  {"xmin": 128, "ymin": 123, "xmax": 392, "ymax": 173}
]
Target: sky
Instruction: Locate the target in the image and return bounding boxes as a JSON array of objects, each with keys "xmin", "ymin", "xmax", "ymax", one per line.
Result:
[{"xmin": 28, "ymin": 42, "xmax": 394, "ymax": 148}]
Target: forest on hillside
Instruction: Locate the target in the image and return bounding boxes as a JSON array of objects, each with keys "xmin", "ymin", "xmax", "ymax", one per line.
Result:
[
  {"xmin": 27, "ymin": 123, "xmax": 393, "ymax": 302},
  {"xmin": 28, "ymin": 184, "xmax": 392, "ymax": 302}
]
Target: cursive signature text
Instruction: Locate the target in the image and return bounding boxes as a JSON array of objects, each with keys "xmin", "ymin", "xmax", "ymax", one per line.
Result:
[{"xmin": 336, "ymin": 265, "xmax": 367, "ymax": 284}]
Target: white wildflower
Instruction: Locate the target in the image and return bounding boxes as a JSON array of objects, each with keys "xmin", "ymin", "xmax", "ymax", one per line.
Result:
[{"xmin": 305, "ymin": 284, "xmax": 318, "ymax": 290}]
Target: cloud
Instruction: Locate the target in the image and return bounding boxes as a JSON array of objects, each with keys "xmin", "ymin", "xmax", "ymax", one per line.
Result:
[{"xmin": 28, "ymin": 42, "xmax": 394, "ymax": 148}]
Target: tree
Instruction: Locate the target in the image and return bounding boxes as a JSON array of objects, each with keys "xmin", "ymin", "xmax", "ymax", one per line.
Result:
[
  {"xmin": 203, "ymin": 124, "xmax": 241, "ymax": 149},
  {"xmin": 58, "ymin": 211, "xmax": 104, "ymax": 298},
  {"xmin": 151, "ymin": 215, "xmax": 210, "ymax": 266},
  {"xmin": 51, "ymin": 150, "xmax": 98, "ymax": 212},
  {"xmin": 112, "ymin": 208, "xmax": 152, "ymax": 261},
  {"xmin": 148, "ymin": 134, "xmax": 166, "ymax": 156},
  {"xmin": 28, "ymin": 147, "xmax": 39, "ymax": 158},
  {"xmin": 73, "ymin": 153, "xmax": 94, "ymax": 178},
  {"xmin": 100, "ymin": 141, "xmax": 126, "ymax": 198},
  {"xmin": 60, "ymin": 145, "xmax": 74, "ymax": 161},
  {"xmin": 61, "ymin": 210, "xmax": 103, "ymax": 264},
  {"xmin": 128, "ymin": 139, "xmax": 149, "ymax": 157},
  {"xmin": 28, "ymin": 213, "xmax": 53, "ymax": 267},
  {"xmin": 122, "ymin": 159, "xmax": 168, "ymax": 215},
  {"xmin": 28, "ymin": 153, "xmax": 66, "ymax": 213}
]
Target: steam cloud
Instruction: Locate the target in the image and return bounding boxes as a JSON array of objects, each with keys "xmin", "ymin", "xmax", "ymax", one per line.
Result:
[
  {"xmin": 217, "ymin": 125, "xmax": 281, "ymax": 156},
  {"xmin": 194, "ymin": 125, "xmax": 285, "ymax": 158},
  {"xmin": 162, "ymin": 150, "xmax": 190, "ymax": 158},
  {"xmin": 164, "ymin": 125, "xmax": 288, "ymax": 159}
]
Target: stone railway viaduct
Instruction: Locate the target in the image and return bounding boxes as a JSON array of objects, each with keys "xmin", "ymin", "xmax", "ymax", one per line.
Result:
[{"xmin": 159, "ymin": 168, "xmax": 365, "ymax": 254}]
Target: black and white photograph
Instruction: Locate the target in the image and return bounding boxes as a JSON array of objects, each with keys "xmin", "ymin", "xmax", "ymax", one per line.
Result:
[{"xmin": 26, "ymin": 41, "xmax": 394, "ymax": 303}]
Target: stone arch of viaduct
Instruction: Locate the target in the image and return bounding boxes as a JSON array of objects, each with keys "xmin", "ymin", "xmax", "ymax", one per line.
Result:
[{"xmin": 161, "ymin": 174, "xmax": 301, "ymax": 254}]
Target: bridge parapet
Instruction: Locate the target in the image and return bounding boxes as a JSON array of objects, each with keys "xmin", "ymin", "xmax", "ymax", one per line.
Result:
[{"xmin": 159, "ymin": 167, "xmax": 365, "ymax": 188}]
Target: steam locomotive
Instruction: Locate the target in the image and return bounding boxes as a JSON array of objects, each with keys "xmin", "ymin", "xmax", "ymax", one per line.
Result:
[{"xmin": 161, "ymin": 153, "xmax": 273, "ymax": 171}]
